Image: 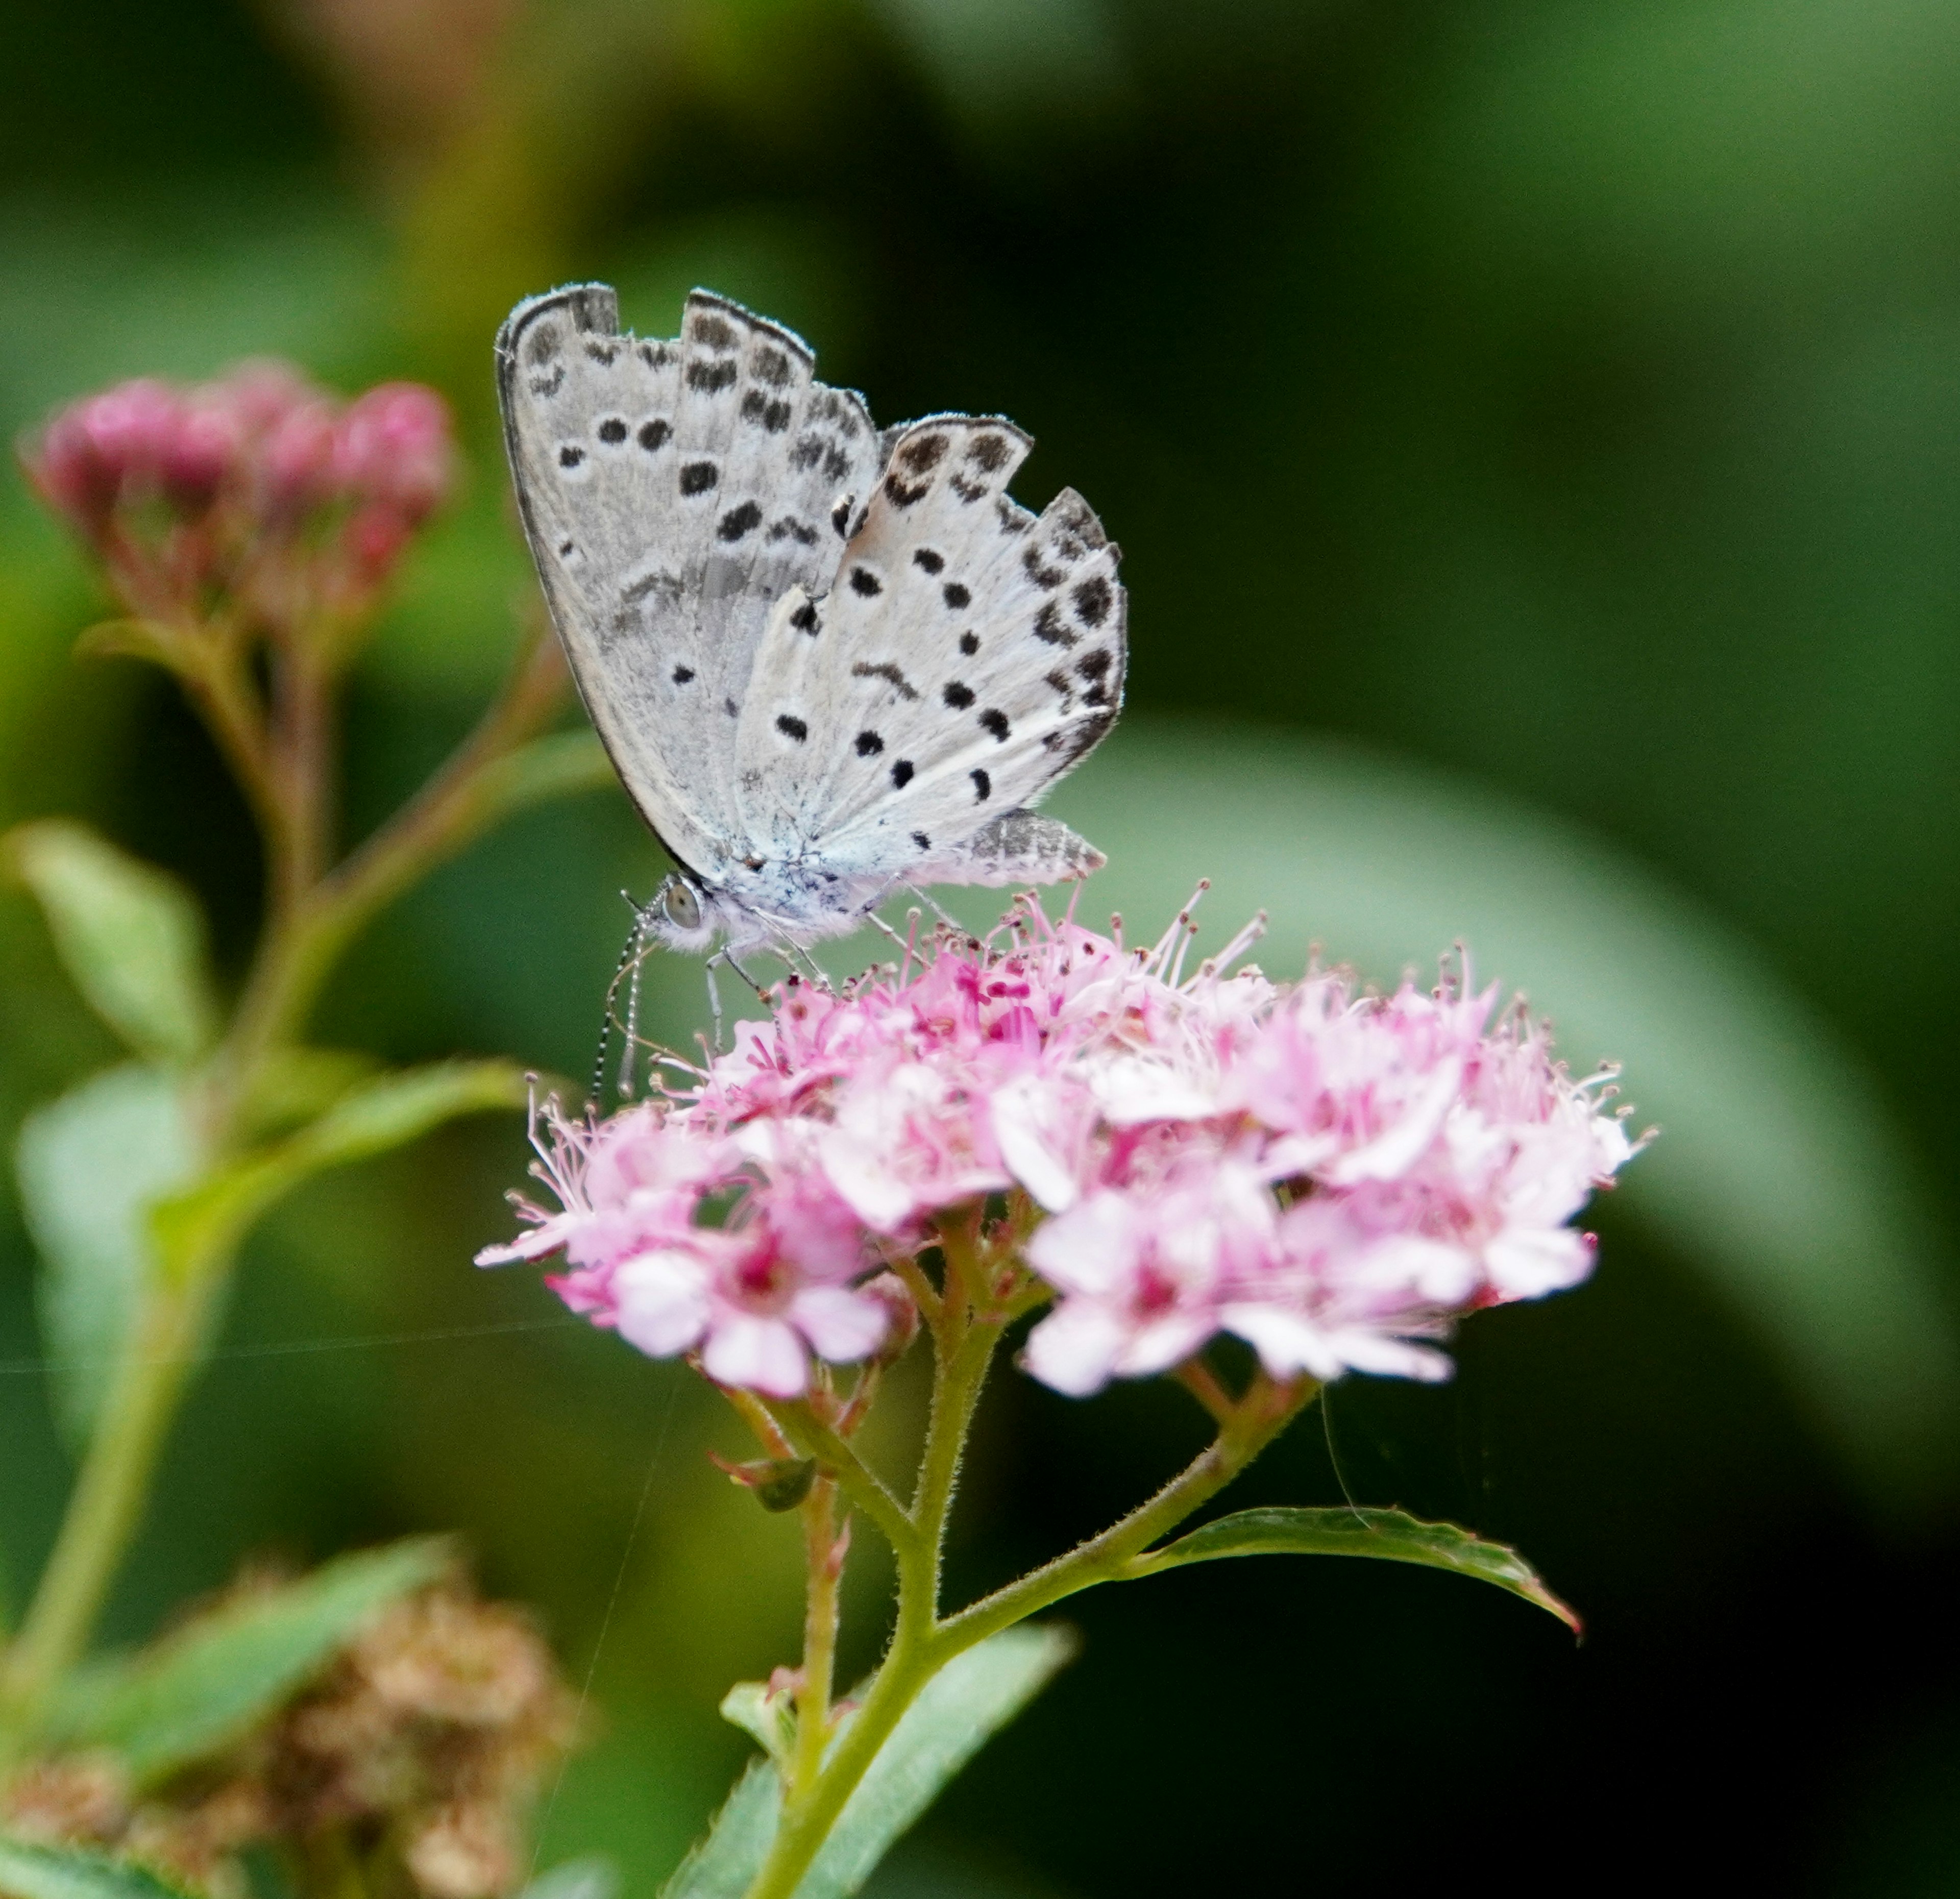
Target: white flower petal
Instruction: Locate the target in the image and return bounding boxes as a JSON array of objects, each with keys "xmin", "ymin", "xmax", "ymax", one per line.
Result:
[
  {"xmin": 702, "ymin": 1315, "xmax": 808, "ymax": 1397},
  {"xmin": 1485, "ymin": 1226, "xmax": 1594, "ymax": 1298},
  {"xmin": 990, "ymin": 1081, "xmax": 1080, "ymax": 1214},
  {"xmin": 791, "ymin": 1286, "xmax": 889, "ymax": 1362},
  {"xmin": 611, "ymin": 1250, "xmax": 711, "ymax": 1358},
  {"xmin": 1324, "ymin": 1056, "xmax": 1464, "ymax": 1186},
  {"xmin": 1022, "ymin": 1300, "xmax": 1129, "ymax": 1397},
  {"xmin": 1221, "ymin": 1303, "xmax": 1345, "ymax": 1381},
  {"xmin": 1024, "ymin": 1194, "xmax": 1138, "ymax": 1297}
]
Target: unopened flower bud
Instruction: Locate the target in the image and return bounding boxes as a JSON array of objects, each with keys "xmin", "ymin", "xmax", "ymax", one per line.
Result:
[
  {"xmin": 263, "ymin": 400, "xmax": 342, "ymax": 517},
  {"xmin": 160, "ymin": 402, "xmax": 241, "ymax": 511},
  {"xmin": 335, "ymin": 382, "xmax": 454, "ymax": 523}
]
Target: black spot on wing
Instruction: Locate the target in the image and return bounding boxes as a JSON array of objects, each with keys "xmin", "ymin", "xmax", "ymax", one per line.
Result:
[
  {"xmin": 892, "ymin": 760, "xmax": 915, "ymax": 788},
  {"xmin": 718, "ymin": 500, "xmax": 763, "ymax": 541},
  {"xmin": 680, "ymin": 461, "xmax": 718, "ymax": 495},
  {"xmin": 688, "ymin": 359, "xmax": 739, "ymax": 393},
  {"xmin": 525, "ymin": 323, "xmax": 560, "ymax": 365},
  {"xmin": 597, "ymin": 417, "xmax": 628, "ymax": 444},
  {"xmin": 1033, "ymin": 601, "xmax": 1075, "ymax": 646},
  {"xmin": 769, "ymin": 516, "xmax": 819, "ymax": 545},
  {"xmin": 741, "ymin": 390, "xmax": 793, "ymax": 431},
  {"xmin": 913, "ymin": 831, "xmax": 930, "ymax": 850},
  {"xmin": 776, "ymin": 714, "xmax": 808, "ymax": 742},
  {"xmin": 528, "ymin": 366, "xmax": 564, "ymax": 397},
  {"xmin": 852, "ymin": 661, "xmax": 919, "ymax": 699},
  {"xmin": 1024, "ymin": 546, "xmax": 1067, "ymax": 588},
  {"xmin": 639, "ymin": 418, "xmax": 671, "ymax": 452},
  {"xmin": 943, "ymin": 582, "xmax": 970, "ymax": 610},
  {"xmin": 978, "ymin": 709, "xmax": 1010, "ymax": 742},
  {"xmin": 898, "ymin": 433, "xmax": 948, "ymax": 472},
  {"xmin": 855, "ymin": 730, "xmax": 884, "ymax": 756},
  {"xmin": 943, "ymin": 681, "xmax": 975, "ymax": 710},
  {"xmin": 691, "ymin": 312, "xmax": 737, "ymax": 349},
  {"xmin": 885, "ymin": 473, "xmax": 930, "ymax": 506},
  {"xmin": 558, "ymin": 446, "xmax": 583, "ymax": 468},
  {"xmin": 672, "ymin": 666, "xmax": 694, "ymax": 684},
  {"xmin": 1072, "ymin": 574, "xmax": 1113, "ymax": 627},
  {"xmin": 913, "ymin": 549, "xmax": 945, "ymax": 574},
  {"xmin": 583, "ymin": 339, "xmax": 620, "ymax": 365},
  {"xmin": 849, "ymin": 566, "xmax": 883, "ymax": 597},
  {"xmin": 968, "ymin": 434, "xmax": 1010, "ymax": 472},
  {"xmin": 959, "ymin": 631, "xmax": 979, "ymax": 655},
  {"xmin": 790, "ymin": 599, "xmax": 821, "ymax": 634},
  {"xmin": 751, "ymin": 344, "xmax": 793, "ymax": 387},
  {"xmin": 971, "ymin": 769, "xmax": 991, "ymax": 801}
]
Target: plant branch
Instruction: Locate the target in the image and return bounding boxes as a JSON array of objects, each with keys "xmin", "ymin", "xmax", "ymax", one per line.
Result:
[
  {"xmin": 767, "ymin": 1400, "xmax": 918, "ymax": 1560},
  {"xmin": 932, "ymin": 1373, "xmax": 1318, "ymax": 1659}
]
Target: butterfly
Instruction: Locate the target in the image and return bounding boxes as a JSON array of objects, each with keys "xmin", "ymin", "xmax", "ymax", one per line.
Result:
[{"xmin": 495, "ymin": 284, "xmax": 1125, "ymax": 969}]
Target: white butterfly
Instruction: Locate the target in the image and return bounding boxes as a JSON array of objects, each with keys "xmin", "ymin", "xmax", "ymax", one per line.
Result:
[{"xmin": 495, "ymin": 284, "xmax": 1124, "ymax": 964}]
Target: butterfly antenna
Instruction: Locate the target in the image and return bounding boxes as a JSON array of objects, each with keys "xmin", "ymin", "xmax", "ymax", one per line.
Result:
[
  {"xmin": 591, "ymin": 912, "xmax": 646, "ymax": 1108},
  {"xmin": 703, "ymin": 954, "xmax": 726, "ymax": 1052},
  {"xmin": 620, "ymin": 921, "xmax": 650, "ymax": 1100}
]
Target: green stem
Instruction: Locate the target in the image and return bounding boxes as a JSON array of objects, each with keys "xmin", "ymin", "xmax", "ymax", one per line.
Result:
[
  {"xmin": 739, "ymin": 1371, "xmax": 1316, "ymax": 1899},
  {"xmin": 0, "ymin": 1242, "xmax": 234, "ymax": 1746},
  {"xmin": 788, "ymin": 1476, "xmax": 842, "ymax": 1805},
  {"xmin": 767, "ymin": 1402, "xmax": 917, "ymax": 1562},
  {"xmin": 215, "ymin": 622, "xmax": 569, "ymax": 1116},
  {"xmin": 937, "ymin": 1374, "xmax": 1316, "ymax": 1654}
]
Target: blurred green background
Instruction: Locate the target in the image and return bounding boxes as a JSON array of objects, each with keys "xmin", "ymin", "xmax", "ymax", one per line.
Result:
[{"xmin": 3, "ymin": 0, "xmax": 1960, "ymax": 1889}]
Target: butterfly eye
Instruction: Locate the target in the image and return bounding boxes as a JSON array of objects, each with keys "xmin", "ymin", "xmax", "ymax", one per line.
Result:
[{"xmin": 663, "ymin": 878, "xmax": 702, "ymax": 931}]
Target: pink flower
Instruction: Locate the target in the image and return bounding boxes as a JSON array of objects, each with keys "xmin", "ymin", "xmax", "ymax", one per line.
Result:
[
  {"xmin": 477, "ymin": 900, "xmax": 1643, "ymax": 1401},
  {"xmin": 18, "ymin": 362, "xmax": 454, "ymax": 629}
]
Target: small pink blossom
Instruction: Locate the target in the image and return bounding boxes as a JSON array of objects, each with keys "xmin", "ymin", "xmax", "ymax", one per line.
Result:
[
  {"xmin": 18, "ymin": 362, "xmax": 455, "ymax": 633},
  {"xmin": 478, "ymin": 898, "xmax": 1643, "ymax": 1400}
]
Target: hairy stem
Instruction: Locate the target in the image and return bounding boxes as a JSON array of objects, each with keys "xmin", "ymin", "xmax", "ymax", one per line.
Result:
[{"xmin": 788, "ymin": 1476, "xmax": 842, "ymax": 1806}]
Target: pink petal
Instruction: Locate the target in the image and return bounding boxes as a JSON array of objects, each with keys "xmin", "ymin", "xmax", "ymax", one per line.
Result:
[
  {"xmin": 701, "ymin": 1315, "xmax": 808, "ymax": 1397},
  {"xmin": 1484, "ymin": 1226, "xmax": 1594, "ymax": 1297},
  {"xmin": 1323, "ymin": 1056, "xmax": 1464, "ymax": 1186},
  {"xmin": 990, "ymin": 1079, "xmax": 1081, "ymax": 1213},
  {"xmin": 790, "ymin": 1286, "xmax": 889, "ymax": 1362},
  {"xmin": 1025, "ymin": 1194, "xmax": 1138, "ymax": 1298},
  {"xmin": 1022, "ymin": 1300, "xmax": 1129, "ymax": 1397},
  {"xmin": 611, "ymin": 1250, "xmax": 712, "ymax": 1358}
]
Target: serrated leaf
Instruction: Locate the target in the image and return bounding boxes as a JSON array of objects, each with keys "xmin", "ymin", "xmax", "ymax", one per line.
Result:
[
  {"xmin": 517, "ymin": 1859, "xmax": 619, "ymax": 1899},
  {"xmin": 67, "ymin": 1536, "xmax": 452, "ymax": 1786},
  {"xmin": 4, "ymin": 820, "xmax": 218, "ymax": 1064},
  {"xmin": 1123, "ymin": 1506, "xmax": 1580, "ymax": 1632},
  {"xmin": 665, "ymin": 1625, "xmax": 1075, "ymax": 1899},
  {"xmin": 0, "ymin": 1838, "xmax": 195, "ymax": 1899},
  {"xmin": 660, "ymin": 1758, "xmax": 781, "ymax": 1899},
  {"xmin": 15, "ymin": 1065, "xmax": 199, "ymax": 1446},
  {"xmin": 149, "ymin": 1059, "xmax": 532, "ymax": 1281}
]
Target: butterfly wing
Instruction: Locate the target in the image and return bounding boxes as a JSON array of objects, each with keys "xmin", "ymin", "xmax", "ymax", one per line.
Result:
[
  {"xmin": 496, "ymin": 284, "xmax": 884, "ymax": 877},
  {"xmin": 732, "ymin": 414, "xmax": 1125, "ymax": 885}
]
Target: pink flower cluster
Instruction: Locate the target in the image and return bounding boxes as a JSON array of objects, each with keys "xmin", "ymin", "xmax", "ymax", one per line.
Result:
[
  {"xmin": 480, "ymin": 899, "xmax": 1638, "ymax": 1399},
  {"xmin": 19, "ymin": 364, "xmax": 453, "ymax": 629}
]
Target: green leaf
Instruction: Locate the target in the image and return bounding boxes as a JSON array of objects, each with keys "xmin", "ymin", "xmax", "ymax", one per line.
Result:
[
  {"xmin": 517, "ymin": 1860, "xmax": 619, "ymax": 1899},
  {"xmin": 665, "ymin": 1625, "xmax": 1076, "ymax": 1899},
  {"xmin": 4, "ymin": 820, "xmax": 219, "ymax": 1064},
  {"xmin": 660, "ymin": 1759, "xmax": 781, "ymax": 1899},
  {"xmin": 802, "ymin": 1624, "xmax": 1075, "ymax": 1898},
  {"xmin": 15, "ymin": 1065, "xmax": 199, "ymax": 1447},
  {"xmin": 0, "ymin": 1838, "xmax": 195, "ymax": 1899},
  {"xmin": 719, "ymin": 1679, "xmax": 798, "ymax": 1769},
  {"xmin": 233, "ymin": 1047, "xmax": 385, "ymax": 1141},
  {"xmin": 149, "ymin": 1059, "xmax": 532, "ymax": 1283},
  {"xmin": 62, "ymin": 1536, "xmax": 452, "ymax": 1786},
  {"xmin": 1123, "ymin": 1506, "xmax": 1580, "ymax": 1632}
]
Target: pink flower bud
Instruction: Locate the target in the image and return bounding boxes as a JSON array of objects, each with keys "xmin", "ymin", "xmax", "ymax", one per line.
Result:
[
  {"xmin": 341, "ymin": 503, "xmax": 413, "ymax": 586},
  {"xmin": 209, "ymin": 360, "xmax": 315, "ymax": 437},
  {"xmin": 21, "ymin": 410, "xmax": 118, "ymax": 527},
  {"xmin": 334, "ymin": 383, "xmax": 453, "ymax": 523},
  {"xmin": 262, "ymin": 400, "xmax": 342, "ymax": 517},
  {"xmin": 160, "ymin": 403, "xmax": 242, "ymax": 511}
]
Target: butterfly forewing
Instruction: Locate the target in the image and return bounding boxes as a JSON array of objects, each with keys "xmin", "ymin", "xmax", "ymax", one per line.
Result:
[{"xmin": 496, "ymin": 286, "xmax": 881, "ymax": 874}]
